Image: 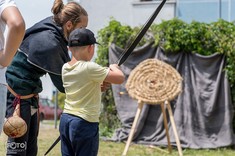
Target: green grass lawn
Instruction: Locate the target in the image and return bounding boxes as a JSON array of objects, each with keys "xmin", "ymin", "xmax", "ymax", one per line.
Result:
[{"xmin": 0, "ymin": 120, "xmax": 235, "ymax": 156}]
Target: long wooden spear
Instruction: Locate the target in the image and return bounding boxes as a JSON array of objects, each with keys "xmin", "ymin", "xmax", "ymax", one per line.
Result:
[{"xmin": 117, "ymin": 0, "xmax": 167, "ymax": 65}]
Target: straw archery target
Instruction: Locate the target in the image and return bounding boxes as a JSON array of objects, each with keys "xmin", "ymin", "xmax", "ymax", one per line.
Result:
[{"xmin": 126, "ymin": 59, "xmax": 182, "ymax": 104}]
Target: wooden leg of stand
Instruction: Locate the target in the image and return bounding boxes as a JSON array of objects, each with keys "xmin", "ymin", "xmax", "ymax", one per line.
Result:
[
  {"xmin": 161, "ymin": 102, "xmax": 172, "ymax": 153},
  {"xmin": 165, "ymin": 101, "xmax": 183, "ymax": 156},
  {"xmin": 122, "ymin": 101, "xmax": 144, "ymax": 156}
]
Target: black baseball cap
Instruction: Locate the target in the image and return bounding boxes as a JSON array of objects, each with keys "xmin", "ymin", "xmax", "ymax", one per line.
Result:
[{"xmin": 68, "ymin": 28, "xmax": 99, "ymax": 47}]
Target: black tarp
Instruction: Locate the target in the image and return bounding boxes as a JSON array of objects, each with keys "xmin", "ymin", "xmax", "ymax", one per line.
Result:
[{"xmin": 109, "ymin": 43, "xmax": 235, "ymax": 149}]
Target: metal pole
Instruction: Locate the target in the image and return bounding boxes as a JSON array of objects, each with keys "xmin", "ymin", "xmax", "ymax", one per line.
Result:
[
  {"xmin": 175, "ymin": 0, "xmax": 179, "ymax": 17},
  {"xmin": 218, "ymin": 0, "xmax": 222, "ymax": 19},
  {"xmin": 228, "ymin": 0, "xmax": 231, "ymax": 21}
]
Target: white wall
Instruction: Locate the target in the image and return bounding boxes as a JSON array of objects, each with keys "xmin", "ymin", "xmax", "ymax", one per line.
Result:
[
  {"xmin": 80, "ymin": 0, "xmax": 133, "ymax": 35},
  {"xmin": 80, "ymin": 0, "xmax": 176, "ymax": 36},
  {"xmin": 16, "ymin": 0, "xmax": 54, "ymax": 28},
  {"xmin": 132, "ymin": 1, "xmax": 176, "ymax": 26}
]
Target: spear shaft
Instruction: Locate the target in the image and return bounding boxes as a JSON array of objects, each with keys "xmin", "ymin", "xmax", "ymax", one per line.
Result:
[{"xmin": 117, "ymin": 0, "xmax": 167, "ymax": 66}]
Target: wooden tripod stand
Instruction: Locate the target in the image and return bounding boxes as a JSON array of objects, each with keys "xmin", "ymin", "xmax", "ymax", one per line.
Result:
[
  {"xmin": 122, "ymin": 100, "xmax": 183, "ymax": 156},
  {"xmin": 123, "ymin": 59, "xmax": 184, "ymax": 156}
]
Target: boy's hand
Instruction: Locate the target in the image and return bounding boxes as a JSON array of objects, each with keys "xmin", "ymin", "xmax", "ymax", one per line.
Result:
[
  {"xmin": 101, "ymin": 81, "xmax": 111, "ymax": 92},
  {"xmin": 109, "ymin": 64, "xmax": 120, "ymax": 71}
]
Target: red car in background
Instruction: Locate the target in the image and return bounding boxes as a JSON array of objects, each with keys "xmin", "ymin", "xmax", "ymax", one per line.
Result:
[{"xmin": 39, "ymin": 98, "xmax": 63, "ymax": 121}]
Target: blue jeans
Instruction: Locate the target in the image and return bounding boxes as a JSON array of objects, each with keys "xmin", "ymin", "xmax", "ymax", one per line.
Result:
[
  {"xmin": 0, "ymin": 84, "xmax": 7, "ymax": 134},
  {"xmin": 59, "ymin": 113, "xmax": 99, "ymax": 156}
]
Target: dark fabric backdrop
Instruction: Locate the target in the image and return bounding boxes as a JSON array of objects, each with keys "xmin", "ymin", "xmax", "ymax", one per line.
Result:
[{"xmin": 108, "ymin": 43, "xmax": 235, "ymax": 149}]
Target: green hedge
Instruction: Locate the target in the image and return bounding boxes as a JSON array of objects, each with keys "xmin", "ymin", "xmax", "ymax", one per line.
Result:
[{"xmin": 96, "ymin": 18, "xmax": 235, "ymax": 136}]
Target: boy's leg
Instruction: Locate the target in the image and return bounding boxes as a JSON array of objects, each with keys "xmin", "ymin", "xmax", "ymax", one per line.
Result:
[
  {"xmin": 69, "ymin": 115, "xmax": 99, "ymax": 156},
  {"xmin": 59, "ymin": 113, "xmax": 74, "ymax": 156}
]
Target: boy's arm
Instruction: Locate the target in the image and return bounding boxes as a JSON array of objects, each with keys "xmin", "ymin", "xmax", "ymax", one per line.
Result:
[
  {"xmin": 104, "ymin": 64, "xmax": 125, "ymax": 84},
  {"xmin": 0, "ymin": 6, "xmax": 25, "ymax": 67}
]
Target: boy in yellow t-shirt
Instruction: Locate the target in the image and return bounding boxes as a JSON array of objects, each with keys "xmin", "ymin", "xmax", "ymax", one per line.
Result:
[{"xmin": 60, "ymin": 28, "xmax": 125, "ymax": 156}]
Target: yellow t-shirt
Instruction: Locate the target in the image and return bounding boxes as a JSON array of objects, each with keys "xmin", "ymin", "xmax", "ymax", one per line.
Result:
[{"xmin": 62, "ymin": 60, "xmax": 109, "ymax": 122}]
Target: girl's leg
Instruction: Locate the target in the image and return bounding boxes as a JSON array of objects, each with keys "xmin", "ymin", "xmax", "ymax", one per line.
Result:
[{"xmin": 26, "ymin": 107, "xmax": 39, "ymax": 156}]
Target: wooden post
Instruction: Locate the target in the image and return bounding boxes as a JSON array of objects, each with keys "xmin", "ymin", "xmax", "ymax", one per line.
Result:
[
  {"xmin": 165, "ymin": 100, "xmax": 183, "ymax": 156},
  {"xmin": 161, "ymin": 102, "xmax": 172, "ymax": 153},
  {"xmin": 122, "ymin": 100, "xmax": 144, "ymax": 156}
]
